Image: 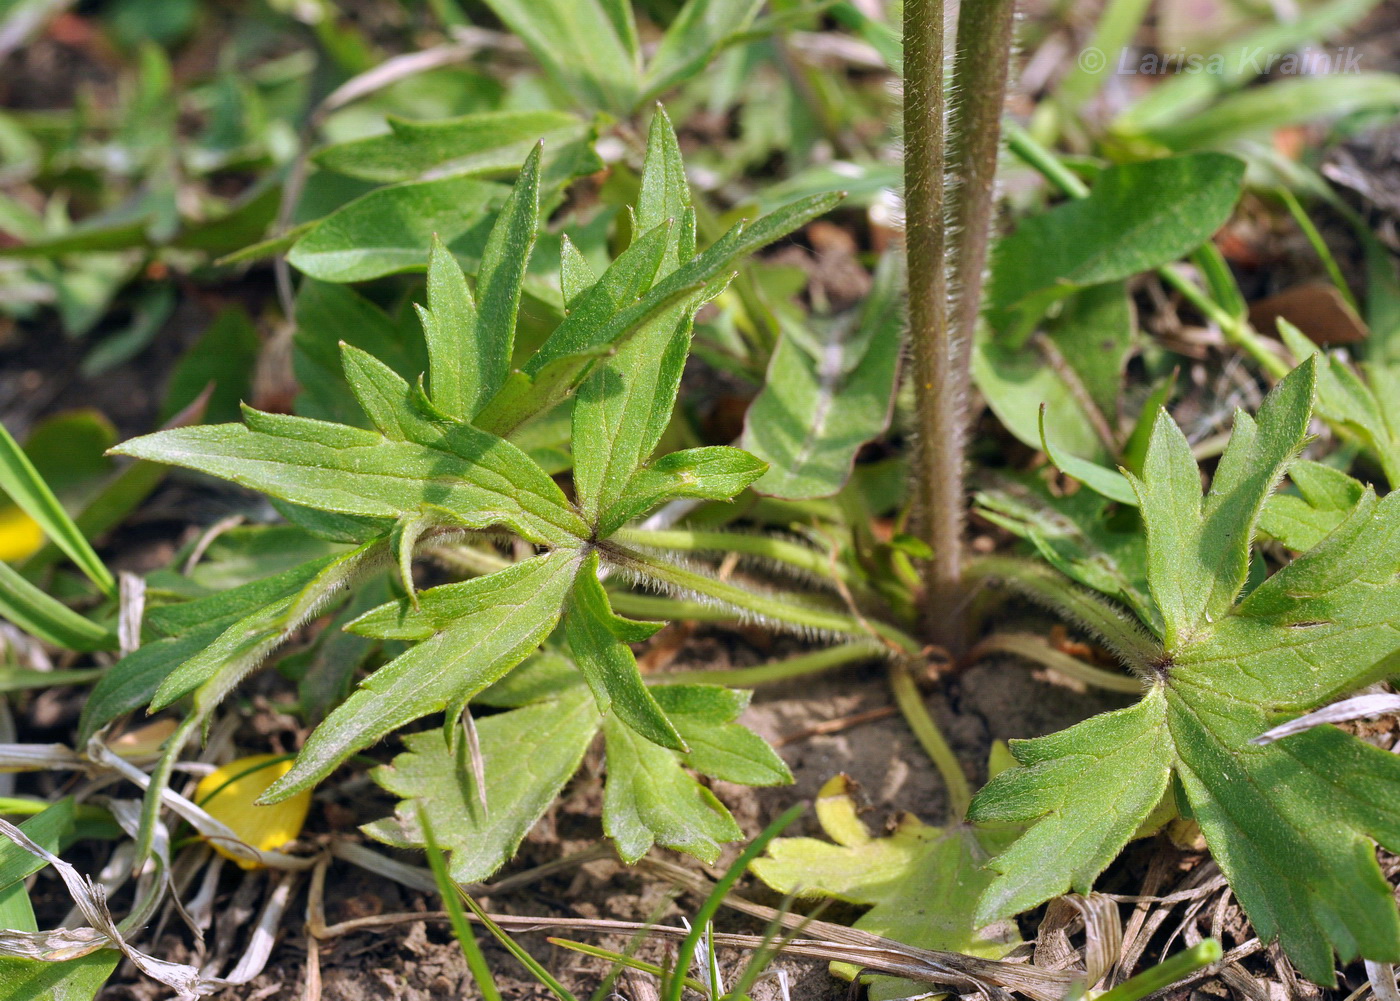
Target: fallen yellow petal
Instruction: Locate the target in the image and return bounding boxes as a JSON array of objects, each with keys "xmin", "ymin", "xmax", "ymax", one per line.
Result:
[
  {"xmin": 194, "ymin": 754, "xmax": 311, "ymax": 868},
  {"xmin": 0, "ymin": 506, "xmax": 43, "ymax": 563}
]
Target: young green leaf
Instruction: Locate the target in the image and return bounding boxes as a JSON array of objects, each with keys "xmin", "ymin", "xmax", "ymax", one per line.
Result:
[
  {"xmin": 420, "ymin": 236, "xmax": 478, "ymax": 421},
  {"xmin": 0, "ymin": 951, "xmax": 119, "ymax": 1001},
  {"xmin": 565, "ymin": 551, "xmax": 683, "ymax": 750},
  {"xmin": 1126, "ymin": 358, "xmax": 1314, "ymax": 647},
  {"xmin": 970, "ymin": 357, "xmax": 1400, "ymax": 983},
  {"xmin": 263, "ymin": 549, "xmax": 583, "ymax": 802},
  {"xmin": 1257, "ymin": 460, "xmax": 1367, "ymax": 552},
  {"xmin": 970, "ymin": 691, "xmax": 1172, "ymax": 921},
  {"xmin": 476, "ymin": 191, "xmax": 843, "ymax": 437},
  {"xmin": 600, "ymin": 446, "xmax": 767, "ymax": 534},
  {"xmin": 363, "ymin": 650, "xmax": 788, "ymax": 876},
  {"xmin": 470, "ymin": 142, "xmax": 542, "ymax": 417},
  {"xmin": 742, "ymin": 253, "xmax": 904, "ymax": 499}
]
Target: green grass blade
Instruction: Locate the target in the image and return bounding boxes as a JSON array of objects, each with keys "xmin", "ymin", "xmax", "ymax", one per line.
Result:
[
  {"xmin": 457, "ymin": 888, "xmax": 580, "ymax": 1001},
  {"xmin": 1096, "ymin": 939, "xmax": 1221, "ymax": 1001},
  {"xmin": 661, "ymin": 803, "xmax": 803, "ymax": 1001},
  {"xmin": 417, "ymin": 806, "xmax": 502, "ymax": 1001},
  {"xmin": 0, "ymin": 420, "xmax": 114, "ymax": 596},
  {"xmin": 0, "ymin": 560, "xmax": 116, "ymax": 652},
  {"xmin": 549, "ymin": 939, "xmax": 711, "ymax": 996}
]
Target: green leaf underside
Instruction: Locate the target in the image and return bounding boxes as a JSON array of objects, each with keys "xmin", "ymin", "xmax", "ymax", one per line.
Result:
[
  {"xmin": 970, "ymin": 358, "xmax": 1400, "ymax": 983},
  {"xmin": 363, "ymin": 655, "xmax": 788, "ymax": 876},
  {"xmin": 365, "ymin": 688, "xmax": 600, "ymax": 883},
  {"xmin": 264, "ymin": 548, "xmax": 584, "ymax": 802}
]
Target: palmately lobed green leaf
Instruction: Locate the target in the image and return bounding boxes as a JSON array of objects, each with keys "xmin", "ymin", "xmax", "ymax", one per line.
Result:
[
  {"xmin": 968, "ymin": 690, "xmax": 1172, "ymax": 923},
  {"xmin": 972, "ymin": 357, "xmax": 1400, "ymax": 983}
]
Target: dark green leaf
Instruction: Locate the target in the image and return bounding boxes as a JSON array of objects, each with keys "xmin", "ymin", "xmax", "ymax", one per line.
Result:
[
  {"xmin": 987, "ymin": 154, "xmax": 1244, "ymax": 343},
  {"xmin": 112, "ymin": 405, "xmax": 588, "ymax": 547}
]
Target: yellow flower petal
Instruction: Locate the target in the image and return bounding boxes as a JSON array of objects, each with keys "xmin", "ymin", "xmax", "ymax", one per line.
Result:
[
  {"xmin": 194, "ymin": 754, "xmax": 311, "ymax": 868},
  {"xmin": 0, "ymin": 506, "xmax": 44, "ymax": 563}
]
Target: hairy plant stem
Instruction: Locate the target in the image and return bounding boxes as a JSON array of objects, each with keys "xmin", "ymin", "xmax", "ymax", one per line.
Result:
[
  {"xmin": 662, "ymin": 641, "xmax": 885, "ymax": 687},
  {"xmin": 947, "ymin": 0, "xmax": 1017, "ymax": 395},
  {"xmin": 964, "ymin": 555, "xmax": 1161, "ymax": 675},
  {"xmin": 889, "ymin": 659, "xmax": 972, "ymax": 818},
  {"xmin": 902, "ymin": 0, "xmax": 962, "ymax": 650},
  {"xmin": 968, "ymin": 632, "xmax": 1144, "ymax": 693},
  {"xmin": 600, "ymin": 542, "xmax": 921, "ymax": 655},
  {"xmin": 613, "ymin": 527, "xmax": 858, "ymax": 585}
]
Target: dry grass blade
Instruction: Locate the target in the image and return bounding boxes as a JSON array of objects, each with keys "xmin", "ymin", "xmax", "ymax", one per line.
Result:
[
  {"xmin": 0, "ymin": 815, "xmax": 203, "ymax": 997},
  {"xmin": 87, "ymin": 737, "xmax": 316, "ymax": 870}
]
